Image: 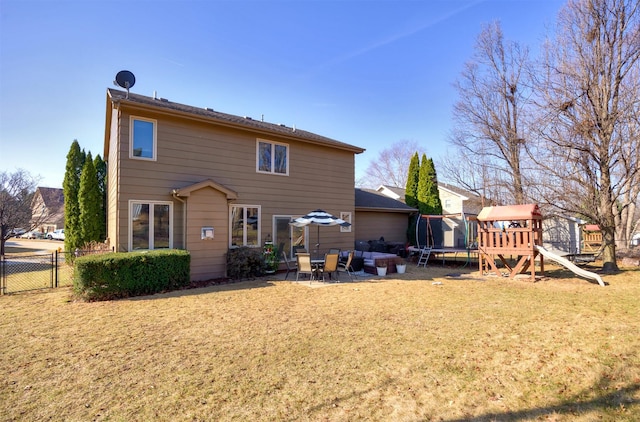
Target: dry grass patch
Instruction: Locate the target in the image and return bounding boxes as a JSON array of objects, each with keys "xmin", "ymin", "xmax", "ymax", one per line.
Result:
[{"xmin": 1, "ymin": 264, "xmax": 638, "ymax": 421}]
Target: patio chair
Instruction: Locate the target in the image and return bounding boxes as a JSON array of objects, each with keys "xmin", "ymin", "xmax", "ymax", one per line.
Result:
[
  {"xmin": 337, "ymin": 250, "xmax": 356, "ymax": 281},
  {"xmin": 320, "ymin": 253, "xmax": 340, "ymax": 282},
  {"xmin": 282, "ymin": 251, "xmax": 297, "ymax": 280},
  {"xmin": 296, "ymin": 253, "xmax": 315, "ymax": 282}
]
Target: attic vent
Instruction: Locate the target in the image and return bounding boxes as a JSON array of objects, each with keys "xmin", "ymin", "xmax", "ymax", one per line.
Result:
[
  {"xmin": 160, "ymin": 98, "xmax": 169, "ymax": 102},
  {"xmin": 279, "ymin": 124, "xmax": 286, "ymax": 127},
  {"xmin": 205, "ymin": 107, "xmax": 214, "ymax": 111},
  {"xmin": 244, "ymin": 116, "xmax": 252, "ymax": 120}
]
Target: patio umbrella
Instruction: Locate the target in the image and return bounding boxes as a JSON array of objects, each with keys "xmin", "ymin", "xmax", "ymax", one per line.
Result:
[{"xmin": 290, "ymin": 209, "xmax": 351, "ymax": 256}]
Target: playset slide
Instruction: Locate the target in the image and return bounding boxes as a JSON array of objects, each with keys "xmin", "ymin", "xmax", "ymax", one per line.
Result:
[{"xmin": 535, "ymin": 246, "xmax": 605, "ymax": 286}]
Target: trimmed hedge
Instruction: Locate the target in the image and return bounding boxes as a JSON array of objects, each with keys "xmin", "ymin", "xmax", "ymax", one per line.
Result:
[{"xmin": 74, "ymin": 249, "xmax": 190, "ymax": 301}]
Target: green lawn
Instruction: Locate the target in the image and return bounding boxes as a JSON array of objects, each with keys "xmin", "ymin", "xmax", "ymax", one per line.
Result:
[{"xmin": 1, "ymin": 264, "xmax": 638, "ymax": 421}]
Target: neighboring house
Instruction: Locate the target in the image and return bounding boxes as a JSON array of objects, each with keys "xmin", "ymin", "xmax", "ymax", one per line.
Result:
[
  {"xmin": 354, "ymin": 188, "xmax": 417, "ymax": 244},
  {"xmin": 376, "ymin": 183, "xmax": 482, "ymax": 248},
  {"xmin": 104, "ymin": 89, "xmax": 365, "ymax": 281},
  {"xmin": 31, "ymin": 187, "xmax": 64, "ymax": 234},
  {"xmin": 541, "ymin": 215, "xmax": 583, "ymax": 256}
]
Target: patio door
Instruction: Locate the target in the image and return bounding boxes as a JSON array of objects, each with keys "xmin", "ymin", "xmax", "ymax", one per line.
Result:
[{"xmin": 274, "ymin": 216, "xmax": 306, "ymax": 260}]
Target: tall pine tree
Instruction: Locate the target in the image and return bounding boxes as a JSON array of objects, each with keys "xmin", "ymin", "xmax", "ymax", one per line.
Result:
[
  {"xmin": 417, "ymin": 155, "xmax": 442, "ymax": 215},
  {"xmin": 424, "ymin": 158, "xmax": 443, "ymax": 215},
  {"xmin": 79, "ymin": 152, "xmax": 101, "ymax": 245},
  {"xmin": 94, "ymin": 154, "xmax": 107, "ymax": 241},
  {"xmin": 63, "ymin": 140, "xmax": 85, "ymax": 252},
  {"xmin": 404, "ymin": 152, "xmax": 420, "ymax": 208}
]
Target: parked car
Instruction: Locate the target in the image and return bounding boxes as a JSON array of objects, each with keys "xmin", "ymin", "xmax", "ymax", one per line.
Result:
[
  {"xmin": 20, "ymin": 230, "xmax": 44, "ymax": 239},
  {"xmin": 47, "ymin": 229, "xmax": 65, "ymax": 240},
  {"xmin": 9, "ymin": 228, "xmax": 26, "ymax": 237}
]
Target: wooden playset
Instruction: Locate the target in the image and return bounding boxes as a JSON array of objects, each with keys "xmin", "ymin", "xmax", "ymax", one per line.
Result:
[
  {"xmin": 581, "ymin": 224, "xmax": 602, "ymax": 253},
  {"xmin": 476, "ymin": 204, "xmax": 544, "ymax": 280}
]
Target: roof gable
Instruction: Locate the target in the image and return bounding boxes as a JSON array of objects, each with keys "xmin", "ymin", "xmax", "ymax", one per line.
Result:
[
  {"xmin": 35, "ymin": 187, "xmax": 64, "ymax": 211},
  {"xmin": 172, "ymin": 179, "xmax": 238, "ymax": 200}
]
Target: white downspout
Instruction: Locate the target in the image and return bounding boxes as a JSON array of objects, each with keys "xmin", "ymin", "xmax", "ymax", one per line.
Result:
[{"xmin": 172, "ymin": 190, "xmax": 187, "ymax": 249}]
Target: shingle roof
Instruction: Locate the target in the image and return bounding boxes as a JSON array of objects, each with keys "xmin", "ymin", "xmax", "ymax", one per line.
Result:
[
  {"xmin": 382, "ymin": 183, "xmax": 481, "ymax": 201},
  {"xmin": 107, "ymin": 88, "xmax": 365, "ymax": 153},
  {"xmin": 36, "ymin": 187, "xmax": 64, "ymax": 211},
  {"xmin": 355, "ymin": 188, "xmax": 417, "ymax": 212}
]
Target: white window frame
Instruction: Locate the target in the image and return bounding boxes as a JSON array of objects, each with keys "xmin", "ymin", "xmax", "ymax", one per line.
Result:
[
  {"xmin": 229, "ymin": 204, "xmax": 261, "ymax": 248},
  {"xmin": 273, "ymin": 215, "xmax": 308, "ymax": 259},
  {"xmin": 340, "ymin": 212, "xmax": 352, "ymax": 233},
  {"xmin": 128, "ymin": 200, "xmax": 173, "ymax": 250},
  {"xmin": 129, "ymin": 116, "xmax": 157, "ymax": 161},
  {"xmin": 256, "ymin": 139, "xmax": 289, "ymax": 175}
]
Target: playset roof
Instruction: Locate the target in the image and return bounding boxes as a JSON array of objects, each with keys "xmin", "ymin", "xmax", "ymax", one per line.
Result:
[{"xmin": 477, "ymin": 204, "xmax": 542, "ymax": 221}]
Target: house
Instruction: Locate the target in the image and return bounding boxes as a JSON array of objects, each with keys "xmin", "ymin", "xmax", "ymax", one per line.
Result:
[
  {"xmin": 31, "ymin": 187, "xmax": 64, "ymax": 234},
  {"xmin": 104, "ymin": 89, "xmax": 365, "ymax": 281},
  {"xmin": 354, "ymin": 188, "xmax": 417, "ymax": 247},
  {"xmin": 541, "ymin": 214, "xmax": 583, "ymax": 256},
  {"xmin": 376, "ymin": 183, "xmax": 482, "ymax": 248}
]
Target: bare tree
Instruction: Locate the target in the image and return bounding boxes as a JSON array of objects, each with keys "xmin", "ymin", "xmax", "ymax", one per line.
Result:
[
  {"xmin": 449, "ymin": 21, "xmax": 533, "ymax": 205},
  {"xmin": 531, "ymin": 0, "xmax": 640, "ymax": 271},
  {"xmin": 358, "ymin": 140, "xmax": 425, "ymax": 188},
  {"xmin": 439, "ymin": 148, "xmax": 517, "ymax": 207},
  {"xmin": 0, "ymin": 169, "xmax": 40, "ymax": 255}
]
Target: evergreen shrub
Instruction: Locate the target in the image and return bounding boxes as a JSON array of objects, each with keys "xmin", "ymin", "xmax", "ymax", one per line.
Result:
[
  {"xmin": 227, "ymin": 247, "xmax": 265, "ymax": 280},
  {"xmin": 74, "ymin": 249, "xmax": 190, "ymax": 301}
]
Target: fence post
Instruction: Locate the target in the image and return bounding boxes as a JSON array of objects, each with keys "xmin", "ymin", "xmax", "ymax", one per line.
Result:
[
  {"xmin": 1, "ymin": 255, "xmax": 5, "ymax": 295},
  {"xmin": 54, "ymin": 250, "xmax": 58, "ymax": 288}
]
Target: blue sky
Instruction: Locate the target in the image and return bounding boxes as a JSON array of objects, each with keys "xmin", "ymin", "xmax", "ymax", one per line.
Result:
[{"xmin": 0, "ymin": 0, "xmax": 564, "ymax": 189}]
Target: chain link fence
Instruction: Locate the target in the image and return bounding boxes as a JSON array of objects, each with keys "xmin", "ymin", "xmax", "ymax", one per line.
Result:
[{"xmin": 1, "ymin": 248, "xmax": 112, "ymax": 295}]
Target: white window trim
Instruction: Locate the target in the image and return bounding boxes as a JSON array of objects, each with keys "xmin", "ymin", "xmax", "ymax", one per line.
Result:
[
  {"xmin": 340, "ymin": 212, "xmax": 352, "ymax": 232},
  {"xmin": 129, "ymin": 116, "xmax": 157, "ymax": 161},
  {"xmin": 256, "ymin": 138, "xmax": 289, "ymax": 176},
  {"xmin": 228, "ymin": 204, "xmax": 261, "ymax": 248},
  {"xmin": 273, "ymin": 214, "xmax": 309, "ymax": 259},
  {"xmin": 128, "ymin": 200, "xmax": 173, "ymax": 250}
]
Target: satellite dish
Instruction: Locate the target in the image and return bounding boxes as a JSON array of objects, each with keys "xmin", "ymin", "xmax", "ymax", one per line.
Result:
[{"xmin": 114, "ymin": 70, "xmax": 136, "ymax": 98}]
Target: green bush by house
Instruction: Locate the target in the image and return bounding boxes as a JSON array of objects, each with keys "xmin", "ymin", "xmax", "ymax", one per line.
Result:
[
  {"xmin": 226, "ymin": 247, "xmax": 266, "ymax": 280},
  {"xmin": 74, "ymin": 249, "xmax": 190, "ymax": 301}
]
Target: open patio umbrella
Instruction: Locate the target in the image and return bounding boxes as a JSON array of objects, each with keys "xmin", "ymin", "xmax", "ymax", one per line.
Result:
[{"xmin": 290, "ymin": 209, "xmax": 351, "ymax": 257}]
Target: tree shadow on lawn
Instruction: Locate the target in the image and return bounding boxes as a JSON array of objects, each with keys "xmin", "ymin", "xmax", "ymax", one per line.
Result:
[
  {"xmin": 301, "ymin": 368, "xmax": 638, "ymax": 421},
  {"xmin": 443, "ymin": 380, "xmax": 639, "ymax": 421},
  {"xmin": 542, "ymin": 267, "xmax": 608, "ymax": 286},
  {"xmin": 124, "ymin": 278, "xmax": 278, "ymax": 301}
]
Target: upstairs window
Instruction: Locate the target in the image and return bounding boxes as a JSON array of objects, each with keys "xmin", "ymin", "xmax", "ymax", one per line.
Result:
[
  {"xmin": 257, "ymin": 139, "xmax": 288, "ymax": 175},
  {"xmin": 130, "ymin": 117, "xmax": 156, "ymax": 160}
]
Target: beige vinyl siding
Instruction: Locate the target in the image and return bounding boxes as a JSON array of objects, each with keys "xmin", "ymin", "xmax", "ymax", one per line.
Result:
[
  {"xmin": 184, "ymin": 188, "xmax": 229, "ymax": 281},
  {"xmin": 440, "ymin": 189, "xmax": 464, "ymax": 215},
  {"xmin": 354, "ymin": 211, "xmax": 410, "ymax": 244},
  {"xmin": 107, "ymin": 108, "xmax": 120, "ymax": 250},
  {"xmin": 110, "ymin": 103, "xmax": 358, "ymax": 278}
]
